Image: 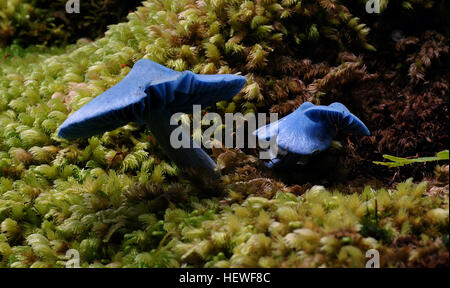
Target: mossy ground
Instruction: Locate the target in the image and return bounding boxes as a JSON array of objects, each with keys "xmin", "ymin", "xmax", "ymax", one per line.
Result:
[{"xmin": 0, "ymin": 0, "xmax": 448, "ymax": 268}]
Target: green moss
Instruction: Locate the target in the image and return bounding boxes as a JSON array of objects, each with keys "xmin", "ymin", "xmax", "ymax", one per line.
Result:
[
  {"xmin": 0, "ymin": 0, "xmax": 448, "ymax": 268},
  {"xmin": 0, "ymin": 0, "xmax": 142, "ymax": 47}
]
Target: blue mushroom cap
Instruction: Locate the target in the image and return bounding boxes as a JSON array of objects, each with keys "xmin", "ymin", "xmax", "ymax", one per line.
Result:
[
  {"xmin": 254, "ymin": 102, "xmax": 370, "ymax": 157},
  {"xmin": 58, "ymin": 59, "xmax": 246, "ymax": 139}
]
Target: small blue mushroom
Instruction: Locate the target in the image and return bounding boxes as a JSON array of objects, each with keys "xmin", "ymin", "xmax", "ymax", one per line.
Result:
[
  {"xmin": 58, "ymin": 59, "xmax": 246, "ymax": 178},
  {"xmin": 253, "ymin": 102, "xmax": 370, "ymax": 169}
]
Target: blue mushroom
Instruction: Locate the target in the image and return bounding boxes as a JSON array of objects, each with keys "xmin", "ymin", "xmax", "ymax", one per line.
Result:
[
  {"xmin": 58, "ymin": 59, "xmax": 246, "ymax": 178},
  {"xmin": 253, "ymin": 102, "xmax": 370, "ymax": 169}
]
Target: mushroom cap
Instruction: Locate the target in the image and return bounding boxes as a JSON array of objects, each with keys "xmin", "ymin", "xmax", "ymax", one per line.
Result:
[
  {"xmin": 58, "ymin": 59, "xmax": 246, "ymax": 139},
  {"xmin": 254, "ymin": 102, "xmax": 370, "ymax": 155}
]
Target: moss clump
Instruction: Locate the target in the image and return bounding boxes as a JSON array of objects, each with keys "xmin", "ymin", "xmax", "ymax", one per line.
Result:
[{"xmin": 0, "ymin": 0, "xmax": 448, "ymax": 268}]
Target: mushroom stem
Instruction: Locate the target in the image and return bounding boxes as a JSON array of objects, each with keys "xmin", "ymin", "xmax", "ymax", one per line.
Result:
[{"xmin": 145, "ymin": 109, "xmax": 219, "ymax": 180}]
